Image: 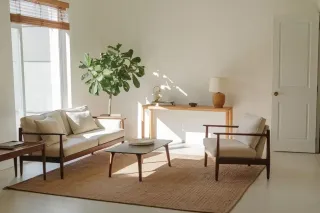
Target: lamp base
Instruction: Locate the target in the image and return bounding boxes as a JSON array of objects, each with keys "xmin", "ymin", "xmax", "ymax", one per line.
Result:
[{"xmin": 212, "ymin": 92, "xmax": 225, "ymax": 108}]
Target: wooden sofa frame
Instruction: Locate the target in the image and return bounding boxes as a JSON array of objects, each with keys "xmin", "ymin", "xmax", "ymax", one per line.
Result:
[
  {"xmin": 18, "ymin": 116, "xmax": 125, "ymax": 179},
  {"xmin": 203, "ymin": 125, "xmax": 270, "ymax": 181}
]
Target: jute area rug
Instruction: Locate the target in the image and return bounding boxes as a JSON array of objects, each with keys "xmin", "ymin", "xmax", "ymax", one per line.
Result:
[{"xmin": 6, "ymin": 152, "xmax": 264, "ymax": 213}]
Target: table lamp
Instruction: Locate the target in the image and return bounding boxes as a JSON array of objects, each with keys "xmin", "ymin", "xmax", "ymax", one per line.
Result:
[{"xmin": 209, "ymin": 77, "xmax": 225, "ymax": 108}]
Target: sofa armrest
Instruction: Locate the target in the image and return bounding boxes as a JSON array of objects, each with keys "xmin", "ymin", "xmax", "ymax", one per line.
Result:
[
  {"xmin": 94, "ymin": 116, "xmax": 126, "ymax": 129},
  {"xmin": 21, "ymin": 132, "xmax": 65, "ymax": 136}
]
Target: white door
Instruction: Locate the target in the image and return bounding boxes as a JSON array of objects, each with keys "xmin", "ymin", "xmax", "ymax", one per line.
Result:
[{"xmin": 272, "ymin": 15, "xmax": 319, "ymax": 153}]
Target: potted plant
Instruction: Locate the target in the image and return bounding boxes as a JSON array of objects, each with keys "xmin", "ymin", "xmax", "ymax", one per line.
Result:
[{"xmin": 79, "ymin": 44, "xmax": 145, "ymax": 115}]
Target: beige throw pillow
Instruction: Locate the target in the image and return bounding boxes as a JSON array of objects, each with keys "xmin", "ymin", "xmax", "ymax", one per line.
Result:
[
  {"xmin": 66, "ymin": 110, "xmax": 98, "ymax": 134},
  {"xmin": 34, "ymin": 117, "xmax": 67, "ymax": 146},
  {"xmin": 61, "ymin": 106, "xmax": 89, "ymax": 135},
  {"xmin": 44, "ymin": 110, "xmax": 68, "ymax": 135}
]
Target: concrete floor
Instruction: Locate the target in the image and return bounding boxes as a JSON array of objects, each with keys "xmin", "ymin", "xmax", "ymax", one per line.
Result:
[{"xmin": 0, "ymin": 143, "xmax": 320, "ymax": 213}]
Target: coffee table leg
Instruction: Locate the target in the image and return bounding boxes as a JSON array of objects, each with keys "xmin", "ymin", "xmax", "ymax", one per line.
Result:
[
  {"xmin": 164, "ymin": 145, "xmax": 171, "ymax": 167},
  {"xmin": 13, "ymin": 157, "xmax": 17, "ymax": 177},
  {"xmin": 109, "ymin": 153, "xmax": 115, "ymax": 177},
  {"xmin": 136, "ymin": 154, "xmax": 143, "ymax": 182},
  {"xmin": 42, "ymin": 144, "xmax": 46, "ymax": 180}
]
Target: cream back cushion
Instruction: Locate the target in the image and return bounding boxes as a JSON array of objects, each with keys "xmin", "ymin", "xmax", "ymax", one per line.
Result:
[
  {"xmin": 34, "ymin": 117, "xmax": 67, "ymax": 146},
  {"xmin": 66, "ymin": 110, "xmax": 98, "ymax": 134},
  {"xmin": 20, "ymin": 115, "xmax": 45, "ymax": 142},
  {"xmin": 235, "ymin": 113, "xmax": 266, "ymax": 149},
  {"xmin": 255, "ymin": 125, "xmax": 269, "ymax": 158},
  {"xmin": 61, "ymin": 106, "xmax": 88, "ymax": 135},
  {"xmin": 43, "ymin": 110, "xmax": 67, "ymax": 135}
]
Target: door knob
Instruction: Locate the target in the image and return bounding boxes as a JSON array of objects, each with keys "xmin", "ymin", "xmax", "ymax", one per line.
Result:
[{"xmin": 274, "ymin": 92, "xmax": 279, "ymax": 96}]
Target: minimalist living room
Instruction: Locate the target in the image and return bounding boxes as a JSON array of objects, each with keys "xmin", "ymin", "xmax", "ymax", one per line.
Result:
[{"xmin": 1, "ymin": 0, "xmax": 320, "ymax": 213}]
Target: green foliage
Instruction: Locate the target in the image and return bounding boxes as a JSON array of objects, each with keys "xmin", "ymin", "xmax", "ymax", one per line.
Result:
[{"xmin": 79, "ymin": 44, "xmax": 145, "ymax": 96}]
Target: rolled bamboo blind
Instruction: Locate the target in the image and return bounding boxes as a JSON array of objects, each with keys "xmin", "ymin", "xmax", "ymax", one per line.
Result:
[{"xmin": 10, "ymin": 0, "xmax": 70, "ymax": 30}]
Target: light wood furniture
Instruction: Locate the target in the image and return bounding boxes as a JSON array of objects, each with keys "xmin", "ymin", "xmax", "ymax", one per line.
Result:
[
  {"xmin": 0, "ymin": 142, "xmax": 46, "ymax": 180},
  {"xmin": 141, "ymin": 104, "xmax": 233, "ymax": 139},
  {"xmin": 105, "ymin": 139, "xmax": 172, "ymax": 182}
]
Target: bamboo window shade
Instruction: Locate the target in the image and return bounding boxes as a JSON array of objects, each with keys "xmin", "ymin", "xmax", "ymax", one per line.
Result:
[{"xmin": 10, "ymin": 0, "xmax": 70, "ymax": 30}]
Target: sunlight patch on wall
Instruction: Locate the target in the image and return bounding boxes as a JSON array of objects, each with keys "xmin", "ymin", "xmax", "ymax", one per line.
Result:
[{"xmin": 156, "ymin": 118, "xmax": 181, "ymax": 142}]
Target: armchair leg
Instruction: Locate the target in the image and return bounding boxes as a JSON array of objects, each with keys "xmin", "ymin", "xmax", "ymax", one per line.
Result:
[
  {"xmin": 204, "ymin": 152, "xmax": 208, "ymax": 167},
  {"xmin": 19, "ymin": 157, "xmax": 23, "ymax": 176},
  {"xmin": 60, "ymin": 159, "xmax": 64, "ymax": 179},
  {"xmin": 266, "ymin": 163, "xmax": 270, "ymax": 179},
  {"xmin": 215, "ymin": 159, "xmax": 219, "ymax": 181}
]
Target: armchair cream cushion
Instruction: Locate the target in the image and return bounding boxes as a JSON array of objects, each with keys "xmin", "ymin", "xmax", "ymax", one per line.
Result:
[
  {"xmin": 66, "ymin": 110, "xmax": 98, "ymax": 134},
  {"xmin": 235, "ymin": 113, "xmax": 266, "ymax": 149},
  {"xmin": 34, "ymin": 117, "xmax": 67, "ymax": 146},
  {"xmin": 203, "ymin": 138, "xmax": 256, "ymax": 158}
]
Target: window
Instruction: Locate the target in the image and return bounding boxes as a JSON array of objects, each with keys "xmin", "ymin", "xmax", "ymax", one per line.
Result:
[{"xmin": 11, "ymin": 24, "xmax": 70, "ymax": 118}]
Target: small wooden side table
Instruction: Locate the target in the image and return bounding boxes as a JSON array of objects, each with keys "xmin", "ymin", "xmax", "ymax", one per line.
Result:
[{"xmin": 0, "ymin": 142, "xmax": 46, "ymax": 180}]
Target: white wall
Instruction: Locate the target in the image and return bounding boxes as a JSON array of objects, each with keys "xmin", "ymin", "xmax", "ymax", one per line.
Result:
[
  {"xmin": 0, "ymin": 1, "xmax": 19, "ymax": 169},
  {"xmin": 69, "ymin": 0, "xmax": 319, "ymax": 142}
]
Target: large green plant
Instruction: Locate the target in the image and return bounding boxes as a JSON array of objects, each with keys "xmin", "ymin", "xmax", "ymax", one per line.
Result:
[{"xmin": 79, "ymin": 44, "xmax": 145, "ymax": 114}]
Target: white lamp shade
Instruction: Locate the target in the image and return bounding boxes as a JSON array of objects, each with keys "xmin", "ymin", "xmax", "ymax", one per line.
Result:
[{"xmin": 209, "ymin": 78, "xmax": 221, "ymax": 92}]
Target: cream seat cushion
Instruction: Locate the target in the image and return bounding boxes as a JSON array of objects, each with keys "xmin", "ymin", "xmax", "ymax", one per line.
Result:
[
  {"xmin": 33, "ymin": 136, "xmax": 99, "ymax": 157},
  {"xmin": 203, "ymin": 138, "xmax": 256, "ymax": 158},
  {"xmin": 235, "ymin": 113, "xmax": 266, "ymax": 149},
  {"xmin": 78, "ymin": 128, "xmax": 125, "ymax": 145},
  {"xmin": 34, "ymin": 117, "xmax": 67, "ymax": 146},
  {"xmin": 66, "ymin": 110, "xmax": 98, "ymax": 134}
]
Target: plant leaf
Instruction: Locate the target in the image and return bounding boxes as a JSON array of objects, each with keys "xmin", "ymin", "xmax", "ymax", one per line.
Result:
[
  {"xmin": 84, "ymin": 53, "xmax": 92, "ymax": 67},
  {"xmin": 132, "ymin": 74, "xmax": 140, "ymax": 88},
  {"xmin": 81, "ymin": 72, "xmax": 89, "ymax": 80},
  {"xmin": 123, "ymin": 81, "xmax": 130, "ymax": 92},
  {"xmin": 121, "ymin": 49, "xmax": 133, "ymax": 58},
  {"xmin": 132, "ymin": 57, "xmax": 141, "ymax": 63}
]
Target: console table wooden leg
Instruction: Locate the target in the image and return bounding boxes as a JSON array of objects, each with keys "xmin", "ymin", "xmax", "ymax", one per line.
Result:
[
  {"xmin": 42, "ymin": 145, "xmax": 46, "ymax": 180},
  {"xmin": 229, "ymin": 109, "xmax": 233, "ymax": 138},
  {"xmin": 164, "ymin": 145, "xmax": 171, "ymax": 167},
  {"xmin": 136, "ymin": 154, "xmax": 143, "ymax": 182},
  {"xmin": 142, "ymin": 107, "xmax": 145, "ymax": 138},
  {"xmin": 108, "ymin": 153, "xmax": 115, "ymax": 177},
  {"xmin": 13, "ymin": 157, "xmax": 17, "ymax": 177},
  {"xmin": 226, "ymin": 110, "xmax": 230, "ymax": 139}
]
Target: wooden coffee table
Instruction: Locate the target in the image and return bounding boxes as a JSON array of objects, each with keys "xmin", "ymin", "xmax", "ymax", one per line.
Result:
[
  {"xmin": 105, "ymin": 139, "xmax": 172, "ymax": 182},
  {"xmin": 0, "ymin": 142, "xmax": 46, "ymax": 180}
]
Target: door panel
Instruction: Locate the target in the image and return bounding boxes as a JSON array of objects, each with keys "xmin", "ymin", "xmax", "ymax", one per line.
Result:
[{"xmin": 273, "ymin": 16, "xmax": 319, "ymax": 153}]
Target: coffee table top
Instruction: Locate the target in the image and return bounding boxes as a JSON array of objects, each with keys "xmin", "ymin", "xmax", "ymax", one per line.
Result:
[{"xmin": 105, "ymin": 139, "xmax": 172, "ymax": 154}]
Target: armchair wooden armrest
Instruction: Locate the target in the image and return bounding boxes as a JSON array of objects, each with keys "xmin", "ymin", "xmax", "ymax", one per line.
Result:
[
  {"xmin": 214, "ymin": 132, "xmax": 267, "ymax": 137},
  {"xmin": 203, "ymin": 125, "xmax": 239, "ymax": 128},
  {"xmin": 203, "ymin": 124, "xmax": 239, "ymax": 138}
]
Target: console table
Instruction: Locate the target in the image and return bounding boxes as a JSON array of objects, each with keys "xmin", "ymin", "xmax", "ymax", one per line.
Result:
[{"xmin": 141, "ymin": 104, "xmax": 233, "ymax": 139}]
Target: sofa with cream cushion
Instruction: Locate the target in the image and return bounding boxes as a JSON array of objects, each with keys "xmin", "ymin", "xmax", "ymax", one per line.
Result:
[
  {"xmin": 203, "ymin": 113, "xmax": 270, "ymax": 181},
  {"xmin": 19, "ymin": 106, "xmax": 125, "ymax": 179}
]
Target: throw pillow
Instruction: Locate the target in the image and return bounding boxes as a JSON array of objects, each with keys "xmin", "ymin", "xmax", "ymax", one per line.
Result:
[
  {"xmin": 34, "ymin": 117, "xmax": 67, "ymax": 146},
  {"xmin": 43, "ymin": 110, "xmax": 68, "ymax": 135},
  {"xmin": 61, "ymin": 105, "xmax": 89, "ymax": 135},
  {"xmin": 66, "ymin": 110, "xmax": 98, "ymax": 134}
]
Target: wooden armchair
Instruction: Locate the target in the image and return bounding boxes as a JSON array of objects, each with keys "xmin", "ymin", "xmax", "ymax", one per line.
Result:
[{"xmin": 203, "ymin": 113, "xmax": 270, "ymax": 181}]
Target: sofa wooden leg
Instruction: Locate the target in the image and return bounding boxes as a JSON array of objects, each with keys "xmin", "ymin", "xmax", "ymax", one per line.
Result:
[
  {"xmin": 91, "ymin": 152, "xmax": 94, "ymax": 155},
  {"xmin": 248, "ymin": 164, "xmax": 251, "ymax": 166},
  {"xmin": 215, "ymin": 160, "xmax": 219, "ymax": 181},
  {"xmin": 204, "ymin": 152, "xmax": 208, "ymax": 167},
  {"xmin": 60, "ymin": 160, "xmax": 64, "ymax": 179},
  {"xmin": 19, "ymin": 157, "xmax": 23, "ymax": 176}
]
